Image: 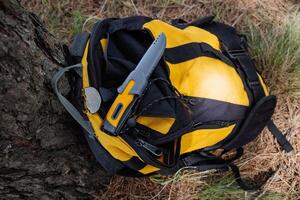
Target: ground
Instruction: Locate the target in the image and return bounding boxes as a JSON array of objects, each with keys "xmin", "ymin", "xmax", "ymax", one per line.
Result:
[{"xmin": 22, "ymin": 0, "xmax": 300, "ymax": 199}]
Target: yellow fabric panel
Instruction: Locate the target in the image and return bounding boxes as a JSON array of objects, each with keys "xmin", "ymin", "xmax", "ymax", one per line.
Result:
[
  {"xmin": 180, "ymin": 125, "xmax": 235, "ymax": 154},
  {"xmin": 143, "ymin": 20, "xmax": 220, "ymax": 50},
  {"xmin": 167, "ymin": 56, "xmax": 249, "ymax": 106},
  {"xmin": 139, "ymin": 165, "xmax": 160, "ymax": 174},
  {"xmin": 87, "ymin": 113, "xmax": 138, "ymax": 161},
  {"xmin": 106, "ymin": 80, "xmax": 135, "ymax": 128},
  {"xmin": 81, "ymin": 41, "xmax": 139, "ymax": 162},
  {"xmin": 100, "ymin": 38, "xmax": 108, "ymax": 51},
  {"xmin": 257, "ymin": 73, "xmax": 269, "ymax": 96},
  {"xmin": 82, "ymin": 40, "xmax": 90, "ymax": 88},
  {"xmin": 136, "ymin": 116, "xmax": 175, "ymax": 134},
  {"xmin": 184, "ymin": 26, "xmax": 220, "ymax": 50}
]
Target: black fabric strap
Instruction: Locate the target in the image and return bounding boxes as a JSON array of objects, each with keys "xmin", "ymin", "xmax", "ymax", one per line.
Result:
[
  {"xmin": 224, "ymin": 46, "xmax": 265, "ymax": 104},
  {"xmin": 195, "ymin": 162, "xmax": 261, "ymax": 191},
  {"xmin": 267, "ymin": 120, "xmax": 293, "ymax": 152},
  {"xmin": 180, "ymin": 148, "xmax": 264, "ymax": 191},
  {"xmin": 202, "ymin": 20, "xmax": 265, "ymax": 104},
  {"xmin": 228, "ymin": 163, "xmax": 261, "ymax": 191},
  {"xmin": 164, "ymin": 42, "xmax": 234, "ymax": 67}
]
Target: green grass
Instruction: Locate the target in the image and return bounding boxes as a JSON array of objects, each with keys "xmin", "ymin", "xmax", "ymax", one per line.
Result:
[
  {"xmin": 150, "ymin": 172, "xmax": 299, "ymax": 199},
  {"xmin": 198, "ymin": 175, "xmax": 294, "ymax": 200},
  {"xmin": 245, "ymin": 14, "xmax": 300, "ymax": 94},
  {"xmin": 198, "ymin": 176, "xmax": 246, "ymax": 200},
  {"xmin": 71, "ymin": 10, "xmax": 87, "ymax": 36}
]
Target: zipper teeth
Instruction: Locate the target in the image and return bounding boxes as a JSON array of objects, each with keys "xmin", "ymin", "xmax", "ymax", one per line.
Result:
[{"xmin": 193, "ymin": 120, "xmax": 235, "ymax": 128}]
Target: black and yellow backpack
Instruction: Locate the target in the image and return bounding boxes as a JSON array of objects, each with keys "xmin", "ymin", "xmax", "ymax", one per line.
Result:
[{"xmin": 52, "ymin": 16, "xmax": 293, "ymax": 189}]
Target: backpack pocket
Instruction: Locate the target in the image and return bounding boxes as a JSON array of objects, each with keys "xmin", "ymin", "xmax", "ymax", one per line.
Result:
[{"xmin": 223, "ymin": 95, "xmax": 277, "ymax": 149}]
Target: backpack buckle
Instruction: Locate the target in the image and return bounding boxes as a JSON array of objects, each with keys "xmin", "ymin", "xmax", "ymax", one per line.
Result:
[
  {"xmin": 247, "ymin": 80, "xmax": 261, "ymax": 88},
  {"xmin": 227, "ymin": 49, "xmax": 248, "ymax": 60},
  {"xmin": 221, "ymin": 40, "xmax": 248, "ymax": 60}
]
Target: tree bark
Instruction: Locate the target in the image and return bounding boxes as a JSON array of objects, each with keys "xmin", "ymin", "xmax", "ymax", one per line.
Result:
[{"xmin": 0, "ymin": 0, "xmax": 109, "ymax": 199}]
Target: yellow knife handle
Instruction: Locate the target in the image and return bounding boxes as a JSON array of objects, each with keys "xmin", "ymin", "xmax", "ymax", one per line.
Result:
[{"xmin": 105, "ymin": 80, "xmax": 135, "ymax": 130}]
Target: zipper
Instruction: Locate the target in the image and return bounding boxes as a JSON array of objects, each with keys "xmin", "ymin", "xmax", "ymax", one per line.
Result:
[
  {"xmin": 136, "ymin": 139, "xmax": 162, "ymax": 157},
  {"xmin": 213, "ymin": 121, "xmax": 235, "ymax": 127},
  {"xmin": 120, "ymin": 133, "xmax": 172, "ymax": 170},
  {"xmin": 181, "ymin": 96, "xmax": 237, "ymax": 129},
  {"xmin": 193, "ymin": 120, "xmax": 235, "ymax": 129}
]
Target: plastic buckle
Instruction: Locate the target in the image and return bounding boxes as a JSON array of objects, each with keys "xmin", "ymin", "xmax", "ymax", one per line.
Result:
[
  {"xmin": 247, "ymin": 79, "xmax": 261, "ymax": 88},
  {"xmin": 227, "ymin": 49, "xmax": 248, "ymax": 60},
  {"xmin": 221, "ymin": 42, "xmax": 248, "ymax": 60}
]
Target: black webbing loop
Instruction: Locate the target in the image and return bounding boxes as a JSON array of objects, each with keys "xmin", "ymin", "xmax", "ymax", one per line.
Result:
[
  {"xmin": 180, "ymin": 149, "xmax": 242, "ymax": 169},
  {"xmin": 267, "ymin": 120, "xmax": 293, "ymax": 152},
  {"xmin": 180, "ymin": 148, "xmax": 265, "ymax": 191},
  {"xmin": 228, "ymin": 163, "xmax": 261, "ymax": 191},
  {"xmin": 165, "ymin": 42, "xmax": 234, "ymax": 67}
]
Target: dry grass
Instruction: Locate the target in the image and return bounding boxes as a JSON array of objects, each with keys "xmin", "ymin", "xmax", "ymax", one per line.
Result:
[
  {"xmin": 96, "ymin": 169, "xmax": 214, "ymax": 200},
  {"xmin": 22, "ymin": 0, "xmax": 300, "ymax": 199}
]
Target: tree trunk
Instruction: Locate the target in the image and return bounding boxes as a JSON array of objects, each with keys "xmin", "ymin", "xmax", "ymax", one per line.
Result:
[{"xmin": 0, "ymin": 0, "xmax": 109, "ymax": 199}]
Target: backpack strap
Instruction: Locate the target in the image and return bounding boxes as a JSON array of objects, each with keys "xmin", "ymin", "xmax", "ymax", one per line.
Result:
[
  {"xmin": 180, "ymin": 148, "xmax": 269, "ymax": 191},
  {"xmin": 200, "ymin": 22, "xmax": 265, "ymax": 105},
  {"xmin": 171, "ymin": 18, "xmax": 265, "ymax": 105},
  {"xmin": 164, "ymin": 42, "xmax": 234, "ymax": 67},
  {"xmin": 199, "ymin": 21, "xmax": 294, "ymax": 152},
  {"xmin": 223, "ymin": 41, "xmax": 265, "ymax": 104},
  {"xmin": 52, "ymin": 64, "xmax": 125, "ymax": 174},
  {"xmin": 219, "ymin": 33, "xmax": 293, "ymax": 152},
  {"xmin": 267, "ymin": 120, "xmax": 293, "ymax": 152},
  {"xmin": 52, "ymin": 64, "xmax": 94, "ymax": 134}
]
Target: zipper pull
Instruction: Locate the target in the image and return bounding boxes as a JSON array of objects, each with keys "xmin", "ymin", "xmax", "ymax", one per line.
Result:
[{"xmin": 136, "ymin": 139, "xmax": 162, "ymax": 156}]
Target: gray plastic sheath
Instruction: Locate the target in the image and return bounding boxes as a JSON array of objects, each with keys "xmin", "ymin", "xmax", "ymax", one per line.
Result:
[
  {"xmin": 117, "ymin": 32, "xmax": 166, "ymax": 95},
  {"xmin": 51, "ymin": 64, "xmax": 95, "ymax": 137}
]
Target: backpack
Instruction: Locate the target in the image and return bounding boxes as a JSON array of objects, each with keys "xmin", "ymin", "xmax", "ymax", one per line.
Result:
[{"xmin": 52, "ymin": 16, "xmax": 293, "ymax": 190}]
